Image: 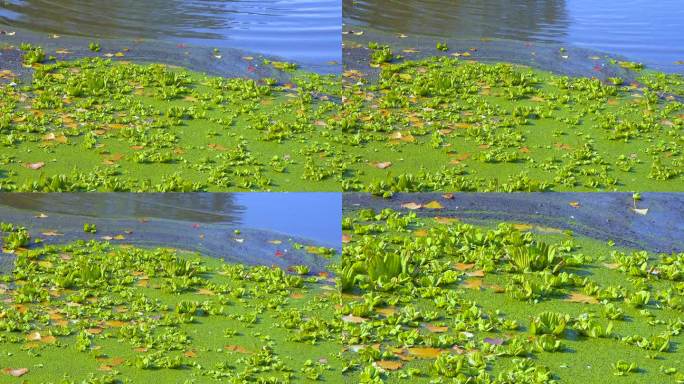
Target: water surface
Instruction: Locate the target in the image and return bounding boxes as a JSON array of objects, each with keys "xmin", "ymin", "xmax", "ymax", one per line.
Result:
[
  {"xmin": 345, "ymin": 0, "xmax": 684, "ymax": 73},
  {"xmin": 0, "ymin": 0, "xmax": 341, "ymax": 66},
  {"xmin": 0, "ymin": 193, "xmax": 341, "ymax": 246}
]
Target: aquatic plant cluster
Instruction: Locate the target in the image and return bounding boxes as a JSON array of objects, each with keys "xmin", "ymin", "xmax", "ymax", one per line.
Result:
[
  {"xmin": 339, "ymin": 205, "xmax": 684, "ymax": 383},
  {"xmin": 0, "ymin": 235, "xmax": 344, "ymax": 383},
  {"xmin": 342, "ymin": 46, "xmax": 684, "ymax": 194},
  {"xmin": 0, "ymin": 53, "xmax": 339, "ymax": 191}
]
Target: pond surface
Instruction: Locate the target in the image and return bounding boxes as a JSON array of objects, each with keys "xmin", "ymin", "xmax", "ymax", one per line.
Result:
[
  {"xmin": 344, "ymin": 0, "xmax": 684, "ymax": 73},
  {"xmin": 0, "ymin": 0, "xmax": 341, "ymax": 66},
  {"xmin": 0, "ymin": 193, "xmax": 341, "ymax": 246},
  {"xmin": 344, "ymin": 193, "xmax": 684, "ymax": 254}
]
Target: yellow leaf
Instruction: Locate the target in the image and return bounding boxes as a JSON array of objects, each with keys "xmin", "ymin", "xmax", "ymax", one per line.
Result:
[{"xmin": 424, "ymin": 201, "xmax": 443, "ymax": 209}]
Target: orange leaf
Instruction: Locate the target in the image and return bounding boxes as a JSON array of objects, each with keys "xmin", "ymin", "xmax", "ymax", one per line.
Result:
[
  {"xmin": 342, "ymin": 234, "xmax": 352, "ymax": 243},
  {"xmin": 566, "ymin": 292, "xmax": 598, "ymax": 304},
  {"xmin": 462, "ymin": 278, "xmax": 483, "ymax": 290},
  {"xmin": 425, "ymin": 324, "xmax": 449, "ymax": 333},
  {"xmin": 407, "ymin": 347, "xmax": 445, "ymax": 359},
  {"xmin": 224, "ymin": 345, "xmax": 250, "ymax": 353},
  {"xmin": 4, "ymin": 368, "xmax": 29, "ymax": 377},
  {"xmin": 424, "ymin": 201, "xmax": 444, "ymax": 209},
  {"xmin": 375, "ymin": 360, "xmax": 403, "ymax": 371},
  {"xmin": 434, "ymin": 217, "xmax": 457, "ymax": 224},
  {"xmin": 454, "ymin": 263, "xmax": 475, "ymax": 271}
]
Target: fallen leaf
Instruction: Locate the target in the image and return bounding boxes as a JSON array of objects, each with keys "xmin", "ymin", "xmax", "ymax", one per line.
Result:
[
  {"xmin": 24, "ymin": 162, "xmax": 45, "ymax": 170},
  {"xmin": 512, "ymin": 223, "xmax": 533, "ymax": 231},
  {"xmin": 467, "ymin": 270, "xmax": 485, "ymax": 277},
  {"xmin": 375, "ymin": 360, "xmax": 403, "ymax": 371},
  {"xmin": 407, "ymin": 347, "xmax": 445, "ymax": 359},
  {"xmin": 372, "ymin": 161, "xmax": 392, "ymax": 169},
  {"xmin": 424, "ymin": 201, "xmax": 443, "ymax": 209},
  {"xmin": 425, "ymin": 324, "xmax": 449, "ymax": 333},
  {"xmin": 3, "ymin": 368, "xmax": 29, "ymax": 377},
  {"xmin": 454, "ymin": 263, "xmax": 475, "ymax": 271},
  {"xmin": 462, "ymin": 278, "xmax": 483, "ymax": 290},
  {"xmin": 342, "ymin": 234, "xmax": 352, "ymax": 243},
  {"xmin": 401, "ymin": 202, "xmax": 422, "ymax": 210},
  {"xmin": 414, "ymin": 229, "xmax": 429, "ymax": 237},
  {"xmin": 569, "ymin": 201, "xmax": 581, "ymax": 208},
  {"xmin": 434, "ymin": 216, "xmax": 457, "ymax": 224},
  {"xmin": 342, "ymin": 314, "xmax": 367, "ymax": 324},
  {"xmin": 41, "ymin": 231, "xmax": 63, "ymax": 237},
  {"xmin": 442, "ymin": 193, "xmax": 454, "ymax": 199},
  {"xmin": 224, "ymin": 345, "xmax": 250, "ymax": 353},
  {"xmin": 566, "ymin": 292, "xmax": 598, "ymax": 304}
]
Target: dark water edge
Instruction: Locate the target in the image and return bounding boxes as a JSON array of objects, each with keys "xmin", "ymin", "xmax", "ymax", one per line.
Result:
[
  {"xmin": 343, "ymin": 193, "xmax": 684, "ymax": 255},
  {"xmin": 343, "ymin": 26, "xmax": 658, "ymax": 82},
  {"xmin": 0, "ymin": 193, "xmax": 342, "ymax": 274},
  {"xmin": 344, "ymin": 0, "xmax": 684, "ymax": 75},
  {"xmin": 0, "ymin": 27, "xmax": 340, "ymax": 78},
  {"xmin": 1, "ymin": 0, "xmax": 341, "ymax": 67}
]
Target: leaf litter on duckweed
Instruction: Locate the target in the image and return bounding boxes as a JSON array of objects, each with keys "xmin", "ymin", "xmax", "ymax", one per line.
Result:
[{"xmin": 338, "ymin": 206, "xmax": 684, "ymax": 383}]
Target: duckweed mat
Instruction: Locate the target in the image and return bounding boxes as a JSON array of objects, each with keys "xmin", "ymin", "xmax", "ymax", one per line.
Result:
[
  {"xmin": 339, "ymin": 203, "xmax": 684, "ymax": 383},
  {"xmin": 0, "ymin": 50, "xmax": 341, "ymax": 192},
  {"xmin": 0, "ymin": 239, "xmax": 341, "ymax": 383},
  {"xmin": 341, "ymin": 42, "xmax": 684, "ymax": 193}
]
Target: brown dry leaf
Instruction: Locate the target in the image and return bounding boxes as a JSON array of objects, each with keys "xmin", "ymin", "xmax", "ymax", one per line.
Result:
[
  {"xmin": 224, "ymin": 345, "xmax": 250, "ymax": 354},
  {"xmin": 41, "ymin": 335, "xmax": 56, "ymax": 344},
  {"xmin": 454, "ymin": 263, "xmax": 475, "ymax": 271},
  {"xmin": 462, "ymin": 278, "xmax": 483, "ymax": 290},
  {"xmin": 372, "ymin": 161, "xmax": 392, "ymax": 169},
  {"xmin": 554, "ymin": 143, "xmax": 572, "ymax": 150},
  {"xmin": 290, "ymin": 292, "xmax": 305, "ymax": 299},
  {"xmin": 401, "ymin": 202, "xmax": 422, "ymax": 210},
  {"xmin": 425, "ymin": 324, "xmax": 449, "ymax": 333},
  {"xmin": 208, "ymin": 143, "xmax": 227, "ymax": 151},
  {"xmin": 105, "ymin": 320, "xmax": 127, "ymax": 327},
  {"xmin": 26, "ymin": 332, "xmax": 42, "ymax": 341},
  {"xmin": 342, "ymin": 234, "xmax": 352, "ymax": 243},
  {"xmin": 519, "ymin": 146, "xmax": 531, "ymax": 153},
  {"xmin": 136, "ymin": 278, "xmax": 150, "ymax": 288},
  {"xmin": 3, "ymin": 368, "xmax": 29, "ymax": 377},
  {"xmin": 569, "ymin": 201, "xmax": 581, "ymax": 208},
  {"xmin": 197, "ymin": 288, "xmax": 214, "ymax": 296},
  {"xmin": 24, "ymin": 162, "xmax": 45, "ymax": 170},
  {"xmin": 184, "ymin": 350, "xmax": 197, "ymax": 358},
  {"xmin": 512, "ymin": 223, "xmax": 533, "ymax": 231},
  {"xmin": 342, "ymin": 314, "xmax": 367, "ymax": 324},
  {"xmin": 566, "ymin": 292, "xmax": 598, "ymax": 304},
  {"xmin": 442, "ymin": 193, "xmax": 455, "ymax": 199},
  {"xmin": 414, "ymin": 229, "xmax": 429, "ymax": 237},
  {"xmin": 87, "ymin": 327, "xmax": 103, "ymax": 335},
  {"xmin": 376, "ymin": 307, "xmax": 397, "ymax": 317},
  {"xmin": 467, "ymin": 270, "xmax": 485, "ymax": 277},
  {"xmin": 424, "ymin": 201, "xmax": 444, "ymax": 209},
  {"xmin": 434, "ymin": 217, "xmax": 457, "ymax": 224},
  {"xmin": 407, "ymin": 347, "xmax": 445, "ymax": 359},
  {"xmin": 375, "ymin": 360, "xmax": 403, "ymax": 371}
]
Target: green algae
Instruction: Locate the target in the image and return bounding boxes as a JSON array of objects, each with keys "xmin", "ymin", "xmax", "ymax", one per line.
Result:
[
  {"xmin": 0, "ymin": 55, "xmax": 341, "ymax": 192},
  {"xmin": 0, "ymin": 237, "xmax": 343, "ymax": 383},
  {"xmin": 341, "ymin": 51, "xmax": 684, "ymax": 194},
  {"xmin": 339, "ymin": 205, "xmax": 684, "ymax": 383}
]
